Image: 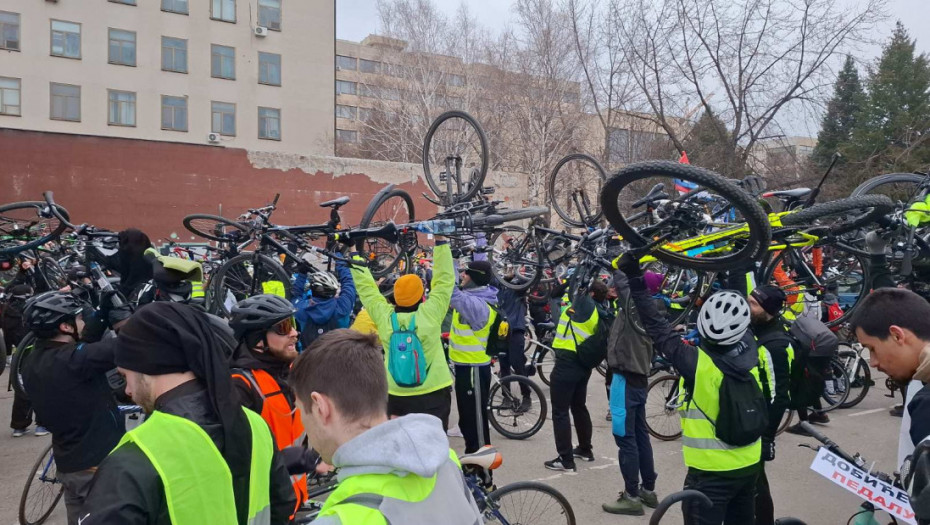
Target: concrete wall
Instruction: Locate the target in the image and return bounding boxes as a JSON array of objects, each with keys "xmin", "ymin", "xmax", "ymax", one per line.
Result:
[{"xmin": 0, "ymin": 129, "xmax": 530, "ymax": 243}]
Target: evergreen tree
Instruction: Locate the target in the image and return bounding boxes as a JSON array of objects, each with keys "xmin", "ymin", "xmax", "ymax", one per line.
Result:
[
  {"xmin": 812, "ymin": 55, "xmax": 864, "ymax": 166},
  {"xmin": 682, "ymin": 110, "xmax": 742, "ymax": 176}
]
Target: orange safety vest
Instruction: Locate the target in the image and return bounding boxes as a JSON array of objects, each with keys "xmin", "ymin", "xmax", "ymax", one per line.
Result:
[{"xmin": 232, "ymin": 368, "xmax": 308, "ymax": 514}]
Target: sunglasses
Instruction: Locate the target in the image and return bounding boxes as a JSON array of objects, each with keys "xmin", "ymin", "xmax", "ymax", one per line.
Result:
[{"xmin": 271, "ymin": 317, "xmax": 295, "ymax": 336}]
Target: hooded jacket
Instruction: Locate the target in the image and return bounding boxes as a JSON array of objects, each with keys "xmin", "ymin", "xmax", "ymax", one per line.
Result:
[
  {"xmin": 292, "ymin": 262, "xmax": 357, "ymax": 335},
  {"xmin": 312, "ymin": 414, "xmax": 482, "ymax": 525},
  {"xmin": 450, "ymin": 284, "xmax": 500, "ymax": 329}
]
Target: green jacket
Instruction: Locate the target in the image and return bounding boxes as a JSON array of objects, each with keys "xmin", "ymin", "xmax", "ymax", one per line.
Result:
[{"xmin": 351, "ymin": 243, "xmax": 454, "ymax": 396}]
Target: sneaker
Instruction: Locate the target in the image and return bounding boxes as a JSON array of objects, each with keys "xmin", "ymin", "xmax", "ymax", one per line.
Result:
[
  {"xmin": 890, "ymin": 404, "xmax": 904, "ymax": 418},
  {"xmin": 606, "ymin": 410, "xmax": 612, "ymax": 422},
  {"xmin": 516, "ymin": 397, "xmax": 532, "ymax": 414},
  {"xmin": 602, "ymin": 492, "xmax": 644, "ymax": 516},
  {"xmin": 572, "ymin": 447, "xmax": 595, "ymax": 462},
  {"xmin": 544, "ymin": 457, "xmax": 576, "ymax": 472},
  {"xmin": 640, "ymin": 489, "xmax": 659, "ymax": 509},
  {"xmin": 808, "ymin": 412, "xmax": 830, "ymax": 425},
  {"xmin": 785, "ymin": 423, "xmax": 811, "ymax": 436},
  {"xmin": 447, "ymin": 425, "xmax": 464, "ymax": 438},
  {"xmin": 34, "ymin": 426, "xmax": 49, "ymax": 437},
  {"xmin": 11, "ymin": 428, "xmax": 27, "ymax": 438}
]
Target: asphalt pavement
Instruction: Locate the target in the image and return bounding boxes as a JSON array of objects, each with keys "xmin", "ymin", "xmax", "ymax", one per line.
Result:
[{"xmin": 0, "ymin": 364, "xmax": 905, "ymax": 525}]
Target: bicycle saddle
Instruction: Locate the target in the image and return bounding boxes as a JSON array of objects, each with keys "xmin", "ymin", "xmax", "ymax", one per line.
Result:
[
  {"xmin": 767, "ymin": 188, "xmax": 811, "ymax": 199},
  {"xmin": 319, "ymin": 196, "xmax": 350, "ymax": 208},
  {"xmin": 459, "ymin": 446, "xmax": 503, "ymax": 470},
  {"xmin": 536, "ymin": 322, "xmax": 556, "ymax": 330}
]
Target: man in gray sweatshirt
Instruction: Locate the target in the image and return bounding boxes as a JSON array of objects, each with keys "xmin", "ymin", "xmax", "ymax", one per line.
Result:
[{"xmin": 290, "ymin": 329, "xmax": 483, "ymax": 525}]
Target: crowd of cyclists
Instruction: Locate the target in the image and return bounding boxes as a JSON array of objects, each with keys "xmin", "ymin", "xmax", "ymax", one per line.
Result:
[{"xmin": 3, "ymin": 110, "xmax": 930, "ymax": 525}]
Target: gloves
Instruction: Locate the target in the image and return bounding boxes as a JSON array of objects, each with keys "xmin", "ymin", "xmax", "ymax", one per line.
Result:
[
  {"xmin": 280, "ymin": 446, "xmax": 321, "ymax": 475},
  {"xmin": 613, "ymin": 253, "xmax": 643, "ymax": 277},
  {"xmin": 100, "ymin": 290, "xmax": 132, "ymax": 327},
  {"xmin": 762, "ymin": 438, "xmax": 775, "ymax": 462}
]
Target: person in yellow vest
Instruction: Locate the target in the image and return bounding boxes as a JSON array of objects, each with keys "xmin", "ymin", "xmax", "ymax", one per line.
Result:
[
  {"xmin": 290, "ymin": 328, "xmax": 483, "ymax": 525},
  {"xmin": 449, "ymin": 259, "xmax": 499, "ymax": 454},
  {"xmin": 228, "ymin": 294, "xmax": 312, "ymax": 517},
  {"xmin": 544, "ymin": 279, "xmax": 610, "ymax": 472},
  {"xmin": 80, "ymin": 302, "xmax": 296, "ymax": 525},
  {"xmin": 618, "ymin": 253, "xmax": 772, "ymax": 524}
]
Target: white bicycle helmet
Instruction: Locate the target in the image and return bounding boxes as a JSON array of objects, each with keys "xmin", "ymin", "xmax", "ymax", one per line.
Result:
[
  {"xmin": 309, "ymin": 271, "xmax": 341, "ymax": 299},
  {"xmin": 697, "ymin": 291, "xmax": 751, "ymax": 346}
]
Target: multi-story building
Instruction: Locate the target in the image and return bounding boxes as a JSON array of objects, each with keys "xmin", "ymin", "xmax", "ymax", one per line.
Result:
[
  {"xmin": 0, "ymin": 0, "xmax": 334, "ymax": 154},
  {"xmin": 752, "ymin": 136, "xmax": 818, "ymax": 180}
]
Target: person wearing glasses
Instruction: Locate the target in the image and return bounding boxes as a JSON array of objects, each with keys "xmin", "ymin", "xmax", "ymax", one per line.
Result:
[{"xmin": 228, "ymin": 294, "xmax": 312, "ymax": 519}]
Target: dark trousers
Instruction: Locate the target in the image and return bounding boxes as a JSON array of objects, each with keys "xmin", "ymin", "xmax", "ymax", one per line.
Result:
[
  {"xmin": 550, "ymin": 357, "xmax": 592, "ymax": 462},
  {"xmin": 682, "ymin": 467, "xmax": 759, "ymax": 525},
  {"xmin": 755, "ymin": 464, "xmax": 774, "ymax": 525},
  {"xmin": 10, "ymin": 389, "xmax": 34, "ymax": 430},
  {"xmin": 610, "ymin": 373, "xmax": 657, "ymax": 497},
  {"xmin": 498, "ymin": 329, "xmax": 530, "ymax": 397},
  {"xmin": 60, "ymin": 468, "xmax": 96, "ymax": 525},
  {"xmin": 454, "ymin": 364, "xmax": 491, "ymax": 453},
  {"xmin": 388, "ymin": 387, "xmax": 452, "ymax": 431}
]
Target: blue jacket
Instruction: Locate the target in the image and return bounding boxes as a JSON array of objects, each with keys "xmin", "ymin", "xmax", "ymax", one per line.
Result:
[{"xmin": 292, "ymin": 262, "xmax": 357, "ymax": 331}]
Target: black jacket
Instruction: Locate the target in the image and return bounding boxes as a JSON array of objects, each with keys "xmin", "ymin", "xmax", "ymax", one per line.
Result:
[
  {"xmin": 230, "ymin": 346, "xmax": 295, "ymax": 415},
  {"xmin": 81, "ymin": 380, "xmax": 296, "ymax": 525},
  {"xmin": 22, "ymin": 338, "xmax": 124, "ymax": 473}
]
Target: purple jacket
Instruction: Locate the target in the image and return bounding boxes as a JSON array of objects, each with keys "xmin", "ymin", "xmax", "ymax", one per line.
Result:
[{"xmin": 451, "ymin": 284, "xmax": 499, "ymax": 328}]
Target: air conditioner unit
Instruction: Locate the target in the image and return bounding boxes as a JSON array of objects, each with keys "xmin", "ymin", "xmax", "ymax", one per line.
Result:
[
  {"xmin": 207, "ymin": 133, "xmax": 221, "ymax": 144},
  {"xmin": 254, "ymin": 26, "xmax": 268, "ymax": 37}
]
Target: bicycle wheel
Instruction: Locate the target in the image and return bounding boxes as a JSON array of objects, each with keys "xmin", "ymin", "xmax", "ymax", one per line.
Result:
[
  {"xmin": 851, "ymin": 172, "xmax": 928, "ymax": 199},
  {"xmin": 0, "ymin": 202, "xmax": 70, "ymax": 256},
  {"xmin": 0, "ymin": 331, "xmax": 6, "ymax": 376},
  {"xmin": 207, "ymin": 253, "xmax": 291, "ymax": 316},
  {"xmin": 356, "ymin": 188, "xmax": 416, "ymax": 278},
  {"xmin": 488, "ymin": 375, "xmax": 547, "ymax": 440},
  {"xmin": 485, "ymin": 481, "xmax": 576, "ymax": 525},
  {"xmin": 761, "ymin": 244, "xmax": 869, "ymax": 328},
  {"xmin": 780, "ymin": 195, "xmax": 894, "ymax": 235},
  {"xmin": 601, "ymin": 161, "xmax": 771, "ymax": 271},
  {"xmin": 820, "ymin": 358, "xmax": 850, "ymax": 412},
  {"xmin": 487, "ymin": 227, "xmax": 542, "ymax": 293},
  {"xmin": 775, "ymin": 410, "xmax": 794, "ymax": 437},
  {"xmin": 11, "ymin": 332, "xmax": 36, "ymax": 401},
  {"xmin": 838, "ymin": 346, "xmax": 872, "ymax": 409},
  {"xmin": 182, "ymin": 214, "xmax": 249, "ymax": 242},
  {"xmin": 645, "ymin": 373, "xmax": 682, "ymax": 441},
  {"xmin": 19, "ymin": 443, "xmax": 64, "ymax": 525},
  {"xmin": 529, "ymin": 338, "xmax": 555, "ymax": 387},
  {"xmin": 38, "ymin": 256, "xmax": 67, "ymax": 290},
  {"xmin": 422, "ymin": 110, "xmax": 489, "ymax": 204},
  {"xmin": 548, "ymin": 153, "xmax": 607, "ymax": 227},
  {"xmin": 627, "ymin": 267, "xmax": 709, "ymax": 336}
]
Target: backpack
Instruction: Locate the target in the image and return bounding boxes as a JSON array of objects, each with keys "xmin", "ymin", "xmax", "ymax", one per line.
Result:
[
  {"xmin": 714, "ymin": 370, "xmax": 770, "ymax": 447},
  {"xmin": 575, "ymin": 303, "xmax": 617, "ymax": 369},
  {"xmin": 485, "ymin": 305, "xmax": 510, "ymax": 359},
  {"xmin": 758, "ymin": 316, "xmax": 838, "ymax": 409},
  {"xmin": 299, "ymin": 316, "xmax": 342, "ymax": 350},
  {"xmin": 388, "ymin": 313, "xmax": 428, "ymax": 387}
]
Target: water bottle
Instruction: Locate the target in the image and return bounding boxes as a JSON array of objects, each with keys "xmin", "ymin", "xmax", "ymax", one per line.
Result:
[
  {"xmin": 852, "ymin": 503, "xmax": 880, "ymax": 525},
  {"xmin": 413, "ymin": 219, "xmax": 457, "ymax": 236}
]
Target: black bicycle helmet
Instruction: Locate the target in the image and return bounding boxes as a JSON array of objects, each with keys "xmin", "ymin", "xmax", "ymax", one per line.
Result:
[
  {"xmin": 23, "ymin": 291, "xmax": 85, "ymax": 332},
  {"xmin": 229, "ymin": 294, "xmax": 296, "ymax": 340}
]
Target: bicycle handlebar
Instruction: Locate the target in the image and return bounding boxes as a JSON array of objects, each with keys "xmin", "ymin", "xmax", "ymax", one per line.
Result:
[
  {"xmin": 43, "ymin": 191, "xmax": 115, "ymax": 239},
  {"xmin": 648, "ymin": 490, "xmax": 712, "ymax": 525},
  {"xmin": 799, "ymin": 422, "xmax": 861, "ymax": 467}
]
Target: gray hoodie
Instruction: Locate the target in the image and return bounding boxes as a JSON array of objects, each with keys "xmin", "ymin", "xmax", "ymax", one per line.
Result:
[{"xmin": 313, "ymin": 414, "xmax": 483, "ymax": 524}]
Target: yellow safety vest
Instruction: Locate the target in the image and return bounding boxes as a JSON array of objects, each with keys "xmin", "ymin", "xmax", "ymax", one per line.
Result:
[
  {"xmin": 449, "ymin": 304, "xmax": 496, "ymax": 365},
  {"xmin": 552, "ymin": 305, "xmax": 599, "ymax": 353}
]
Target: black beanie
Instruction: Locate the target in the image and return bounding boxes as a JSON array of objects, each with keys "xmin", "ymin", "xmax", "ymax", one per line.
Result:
[
  {"xmin": 466, "ymin": 260, "xmax": 493, "ymax": 286},
  {"xmin": 751, "ymin": 286, "xmax": 787, "ymax": 317}
]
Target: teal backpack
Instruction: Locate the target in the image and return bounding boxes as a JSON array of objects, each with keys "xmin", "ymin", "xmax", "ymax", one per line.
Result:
[{"xmin": 388, "ymin": 313, "xmax": 428, "ymax": 387}]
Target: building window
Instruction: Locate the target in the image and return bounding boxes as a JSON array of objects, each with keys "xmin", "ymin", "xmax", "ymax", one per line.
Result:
[
  {"xmin": 162, "ymin": 37, "xmax": 188, "ymax": 73},
  {"xmin": 162, "ymin": 0, "xmax": 189, "ymax": 14},
  {"xmin": 109, "ymin": 0, "xmax": 137, "ymax": 5},
  {"xmin": 161, "ymin": 95, "xmax": 188, "ymax": 131},
  {"xmin": 358, "ymin": 107, "xmax": 372, "ymax": 121},
  {"xmin": 211, "ymin": 0, "xmax": 236, "ymax": 22},
  {"xmin": 359, "ymin": 59, "xmax": 380, "ymax": 74},
  {"xmin": 0, "ymin": 77, "xmax": 21, "ymax": 116},
  {"xmin": 50, "ymin": 83, "xmax": 80, "ymax": 121},
  {"xmin": 108, "ymin": 90, "xmax": 136, "ymax": 126},
  {"xmin": 212, "ymin": 101, "xmax": 236, "ymax": 136},
  {"xmin": 50, "ymin": 20, "xmax": 81, "ymax": 59},
  {"xmin": 336, "ymin": 55, "xmax": 356, "ymax": 71},
  {"xmin": 335, "ymin": 80, "xmax": 356, "ymax": 95},
  {"xmin": 258, "ymin": 0, "xmax": 281, "ymax": 30},
  {"xmin": 258, "ymin": 52, "xmax": 281, "ymax": 86},
  {"xmin": 0, "ymin": 11, "xmax": 20, "ymax": 51},
  {"xmin": 258, "ymin": 107, "xmax": 280, "ymax": 140},
  {"xmin": 447, "ymin": 74, "xmax": 465, "ymax": 87},
  {"xmin": 108, "ymin": 29, "xmax": 136, "ymax": 66},
  {"xmin": 336, "ymin": 129, "xmax": 358, "ymax": 143},
  {"xmin": 211, "ymin": 45, "xmax": 235, "ymax": 80},
  {"xmin": 336, "ymin": 105, "xmax": 357, "ymax": 120}
]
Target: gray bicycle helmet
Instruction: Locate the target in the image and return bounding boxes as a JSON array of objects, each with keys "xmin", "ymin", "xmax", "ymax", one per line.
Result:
[
  {"xmin": 229, "ymin": 294, "xmax": 296, "ymax": 340},
  {"xmin": 23, "ymin": 291, "xmax": 85, "ymax": 332},
  {"xmin": 697, "ymin": 291, "xmax": 751, "ymax": 346},
  {"xmin": 309, "ymin": 271, "xmax": 340, "ymax": 299}
]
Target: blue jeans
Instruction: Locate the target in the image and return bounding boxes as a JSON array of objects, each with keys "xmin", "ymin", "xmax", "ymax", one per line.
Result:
[{"xmin": 610, "ymin": 373, "xmax": 657, "ymax": 497}]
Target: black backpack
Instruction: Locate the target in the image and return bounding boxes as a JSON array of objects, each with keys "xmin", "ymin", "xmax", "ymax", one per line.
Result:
[
  {"xmin": 758, "ymin": 316, "xmax": 838, "ymax": 409},
  {"xmin": 714, "ymin": 370, "xmax": 770, "ymax": 447},
  {"xmin": 299, "ymin": 316, "xmax": 343, "ymax": 350},
  {"xmin": 485, "ymin": 305, "xmax": 510, "ymax": 358},
  {"xmin": 575, "ymin": 303, "xmax": 617, "ymax": 369}
]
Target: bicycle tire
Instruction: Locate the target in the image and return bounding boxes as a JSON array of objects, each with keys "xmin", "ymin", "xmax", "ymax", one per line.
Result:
[
  {"xmin": 486, "ymin": 481, "xmax": 576, "ymax": 525},
  {"xmin": 820, "ymin": 358, "xmax": 850, "ymax": 412},
  {"xmin": 488, "ymin": 375, "xmax": 547, "ymax": 440},
  {"xmin": 356, "ymin": 188, "xmax": 416, "ymax": 279},
  {"xmin": 0, "ymin": 201, "xmax": 70, "ymax": 256},
  {"xmin": 0, "ymin": 331, "xmax": 6, "ymax": 376},
  {"xmin": 851, "ymin": 172, "xmax": 929, "ymax": 197},
  {"xmin": 11, "ymin": 332, "xmax": 36, "ymax": 401},
  {"xmin": 600, "ymin": 161, "xmax": 771, "ymax": 271},
  {"xmin": 645, "ymin": 373, "xmax": 682, "ymax": 441},
  {"xmin": 39, "ymin": 256, "xmax": 67, "ymax": 290},
  {"xmin": 207, "ymin": 253, "xmax": 291, "ymax": 316},
  {"xmin": 775, "ymin": 410, "xmax": 794, "ymax": 436},
  {"xmin": 19, "ymin": 442, "xmax": 63, "ymax": 525},
  {"xmin": 183, "ymin": 214, "xmax": 249, "ymax": 242},
  {"xmin": 533, "ymin": 345, "xmax": 554, "ymax": 387},
  {"xmin": 548, "ymin": 153, "xmax": 607, "ymax": 227},
  {"xmin": 422, "ymin": 110, "xmax": 489, "ymax": 203},
  {"xmin": 487, "ymin": 227, "xmax": 542, "ymax": 293},
  {"xmin": 780, "ymin": 195, "xmax": 894, "ymax": 235},
  {"xmin": 626, "ymin": 269, "xmax": 707, "ymax": 336},
  {"xmin": 838, "ymin": 347, "xmax": 871, "ymax": 409}
]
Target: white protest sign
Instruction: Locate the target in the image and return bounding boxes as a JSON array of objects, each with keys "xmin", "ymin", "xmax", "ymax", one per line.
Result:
[{"xmin": 810, "ymin": 447, "xmax": 917, "ymax": 525}]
